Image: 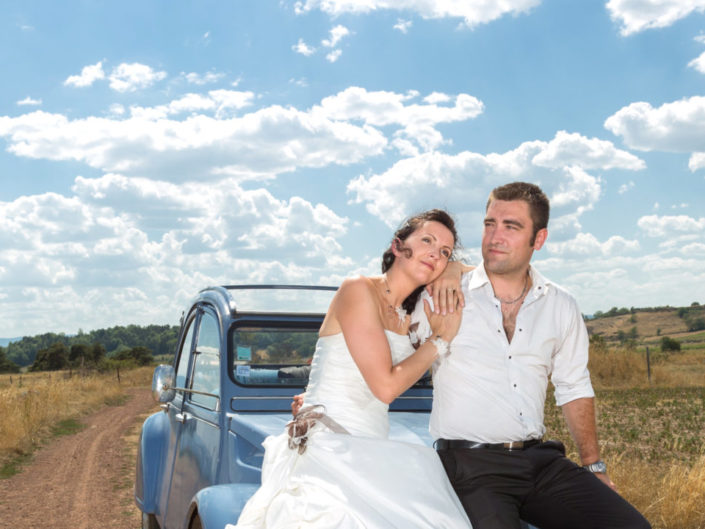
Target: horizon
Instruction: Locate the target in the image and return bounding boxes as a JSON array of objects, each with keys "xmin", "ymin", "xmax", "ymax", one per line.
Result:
[{"xmin": 1, "ymin": 1, "xmax": 705, "ymax": 337}]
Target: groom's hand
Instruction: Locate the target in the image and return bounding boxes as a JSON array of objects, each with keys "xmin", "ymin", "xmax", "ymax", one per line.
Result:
[{"xmin": 426, "ymin": 261, "xmax": 465, "ymax": 315}]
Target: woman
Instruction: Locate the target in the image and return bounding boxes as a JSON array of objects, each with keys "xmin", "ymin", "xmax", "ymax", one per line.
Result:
[{"xmin": 229, "ymin": 209, "xmax": 472, "ymax": 529}]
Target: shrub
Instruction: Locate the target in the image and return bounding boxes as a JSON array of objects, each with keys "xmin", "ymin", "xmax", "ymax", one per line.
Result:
[{"xmin": 660, "ymin": 336, "xmax": 681, "ymax": 352}]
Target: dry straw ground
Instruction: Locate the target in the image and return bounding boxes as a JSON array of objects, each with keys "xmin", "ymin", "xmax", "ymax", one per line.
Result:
[{"xmin": 544, "ymin": 339, "xmax": 705, "ymax": 529}]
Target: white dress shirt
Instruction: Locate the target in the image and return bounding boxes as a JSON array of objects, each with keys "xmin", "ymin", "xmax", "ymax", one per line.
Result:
[{"xmin": 411, "ymin": 262, "xmax": 594, "ymax": 443}]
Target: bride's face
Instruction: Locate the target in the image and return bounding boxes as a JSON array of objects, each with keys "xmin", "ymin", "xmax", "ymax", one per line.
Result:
[{"xmin": 396, "ymin": 220, "xmax": 455, "ymax": 284}]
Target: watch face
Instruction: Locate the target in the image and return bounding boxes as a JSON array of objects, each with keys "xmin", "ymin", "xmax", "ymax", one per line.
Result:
[{"xmin": 588, "ymin": 461, "xmax": 607, "ymax": 473}]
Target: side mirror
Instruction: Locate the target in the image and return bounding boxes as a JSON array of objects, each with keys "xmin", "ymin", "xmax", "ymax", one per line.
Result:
[{"xmin": 152, "ymin": 365, "xmax": 176, "ymax": 403}]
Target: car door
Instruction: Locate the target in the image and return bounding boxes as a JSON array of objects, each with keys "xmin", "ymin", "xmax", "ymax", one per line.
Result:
[
  {"xmin": 164, "ymin": 306, "xmax": 222, "ymax": 529},
  {"xmin": 155, "ymin": 311, "xmax": 196, "ymax": 525}
]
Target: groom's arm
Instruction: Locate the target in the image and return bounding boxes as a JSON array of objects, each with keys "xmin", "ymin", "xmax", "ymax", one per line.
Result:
[{"xmin": 561, "ymin": 397, "xmax": 615, "ymax": 490}]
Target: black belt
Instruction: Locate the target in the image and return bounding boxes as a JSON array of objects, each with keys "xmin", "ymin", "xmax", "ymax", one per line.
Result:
[{"xmin": 434, "ymin": 438, "xmax": 542, "ymax": 451}]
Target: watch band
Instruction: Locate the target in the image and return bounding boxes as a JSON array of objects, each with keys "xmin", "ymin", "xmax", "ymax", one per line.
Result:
[{"xmin": 584, "ymin": 460, "xmax": 607, "ymax": 473}]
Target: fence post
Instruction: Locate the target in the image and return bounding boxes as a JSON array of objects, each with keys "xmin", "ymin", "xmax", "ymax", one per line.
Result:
[{"xmin": 646, "ymin": 346, "xmax": 651, "ymax": 384}]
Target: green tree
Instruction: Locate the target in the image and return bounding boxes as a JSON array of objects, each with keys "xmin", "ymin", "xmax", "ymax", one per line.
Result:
[
  {"xmin": 687, "ymin": 317, "xmax": 705, "ymax": 332},
  {"xmin": 31, "ymin": 342, "xmax": 70, "ymax": 371},
  {"xmin": 660, "ymin": 336, "xmax": 681, "ymax": 353},
  {"xmin": 69, "ymin": 343, "xmax": 92, "ymax": 365},
  {"xmin": 91, "ymin": 342, "xmax": 107, "ymax": 363},
  {"xmin": 114, "ymin": 346, "xmax": 153, "ymax": 366},
  {"xmin": 0, "ymin": 346, "xmax": 20, "ymax": 373}
]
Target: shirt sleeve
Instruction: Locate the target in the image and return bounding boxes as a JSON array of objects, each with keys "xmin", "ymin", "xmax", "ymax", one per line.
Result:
[{"xmin": 551, "ymin": 294, "xmax": 595, "ymax": 406}]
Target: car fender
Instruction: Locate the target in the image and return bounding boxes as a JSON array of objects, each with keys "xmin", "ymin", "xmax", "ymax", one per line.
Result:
[
  {"xmin": 190, "ymin": 483, "xmax": 261, "ymax": 529},
  {"xmin": 135, "ymin": 410, "xmax": 171, "ymax": 514}
]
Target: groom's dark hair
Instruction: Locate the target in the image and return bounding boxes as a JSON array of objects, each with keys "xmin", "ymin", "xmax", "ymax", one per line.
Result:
[{"xmin": 381, "ymin": 208, "xmax": 459, "ymax": 314}]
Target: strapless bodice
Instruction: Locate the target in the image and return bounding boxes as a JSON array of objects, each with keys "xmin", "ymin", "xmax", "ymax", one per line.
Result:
[{"xmin": 302, "ymin": 330, "xmax": 415, "ymax": 438}]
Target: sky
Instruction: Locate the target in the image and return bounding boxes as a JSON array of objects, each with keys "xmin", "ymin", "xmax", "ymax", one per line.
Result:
[{"xmin": 1, "ymin": 0, "xmax": 705, "ymax": 338}]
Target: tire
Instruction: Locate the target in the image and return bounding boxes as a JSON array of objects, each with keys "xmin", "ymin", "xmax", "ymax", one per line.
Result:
[
  {"xmin": 189, "ymin": 513, "xmax": 203, "ymax": 529},
  {"xmin": 142, "ymin": 512, "xmax": 160, "ymax": 529}
]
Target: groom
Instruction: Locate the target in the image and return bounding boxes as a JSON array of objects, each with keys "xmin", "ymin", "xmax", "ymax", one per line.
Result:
[{"xmin": 418, "ymin": 182, "xmax": 650, "ymax": 529}]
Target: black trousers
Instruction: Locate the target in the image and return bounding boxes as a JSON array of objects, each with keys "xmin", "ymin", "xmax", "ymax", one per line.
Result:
[{"xmin": 436, "ymin": 440, "xmax": 651, "ymax": 529}]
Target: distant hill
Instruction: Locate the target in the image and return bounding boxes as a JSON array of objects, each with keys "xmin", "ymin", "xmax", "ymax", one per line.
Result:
[
  {"xmin": 4, "ymin": 324, "xmax": 179, "ymax": 367},
  {"xmin": 585, "ymin": 304, "xmax": 705, "ymax": 344},
  {"xmin": 0, "ymin": 337, "xmax": 22, "ymax": 347}
]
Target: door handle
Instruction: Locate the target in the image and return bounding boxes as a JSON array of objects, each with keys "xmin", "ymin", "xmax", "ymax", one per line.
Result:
[{"xmin": 175, "ymin": 412, "xmax": 191, "ymax": 423}]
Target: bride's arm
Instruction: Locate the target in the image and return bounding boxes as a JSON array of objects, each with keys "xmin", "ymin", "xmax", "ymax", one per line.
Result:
[{"xmin": 335, "ymin": 277, "xmax": 461, "ymax": 404}]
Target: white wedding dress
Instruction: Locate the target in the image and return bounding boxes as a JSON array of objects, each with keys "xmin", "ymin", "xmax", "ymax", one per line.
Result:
[{"xmin": 228, "ymin": 330, "xmax": 472, "ymax": 529}]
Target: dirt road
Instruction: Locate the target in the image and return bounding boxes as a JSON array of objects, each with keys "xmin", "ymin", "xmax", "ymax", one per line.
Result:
[{"xmin": 0, "ymin": 387, "xmax": 159, "ymax": 529}]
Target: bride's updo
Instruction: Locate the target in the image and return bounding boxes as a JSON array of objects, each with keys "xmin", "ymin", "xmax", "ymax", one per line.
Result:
[{"xmin": 381, "ymin": 209, "xmax": 459, "ymax": 314}]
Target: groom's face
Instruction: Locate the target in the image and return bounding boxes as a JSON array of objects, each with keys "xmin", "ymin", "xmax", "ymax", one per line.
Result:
[{"xmin": 482, "ymin": 199, "xmax": 546, "ymax": 275}]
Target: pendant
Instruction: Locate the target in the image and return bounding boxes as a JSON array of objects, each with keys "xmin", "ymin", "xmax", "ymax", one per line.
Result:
[{"xmin": 394, "ymin": 305, "xmax": 407, "ymax": 326}]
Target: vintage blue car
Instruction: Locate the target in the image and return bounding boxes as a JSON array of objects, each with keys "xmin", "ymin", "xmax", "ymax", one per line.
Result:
[{"xmin": 135, "ymin": 284, "xmax": 537, "ymax": 529}]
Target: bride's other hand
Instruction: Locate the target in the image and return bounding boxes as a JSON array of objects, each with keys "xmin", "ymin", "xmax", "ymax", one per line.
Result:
[
  {"xmin": 291, "ymin": 393, "xmax": 304, "ymax": 416},
  {"xmin": 425, "ymin": 261, "xmax": 469, "ymax": 315},
  {"xmin": 423, "ymin": 298, "xmax": 462, "ymax": 344}
]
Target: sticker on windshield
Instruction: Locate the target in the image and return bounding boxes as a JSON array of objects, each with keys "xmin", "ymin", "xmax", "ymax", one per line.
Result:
[
  {"xmin": 237, "ymin": 345, "xmax": 252, "ymax": 361},
  {"xmin": 236, "ymin": 365, "xmax": 251, "ymax": 377}
]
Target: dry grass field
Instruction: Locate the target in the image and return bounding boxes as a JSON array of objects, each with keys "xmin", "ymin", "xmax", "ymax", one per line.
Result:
[
  {"xmin": 544, "ymin": 338, "xmax": 705, "ymax": 529},
  {"xmin": 0, "ymin": 366, "xmax": 153, "ymax": 475}
]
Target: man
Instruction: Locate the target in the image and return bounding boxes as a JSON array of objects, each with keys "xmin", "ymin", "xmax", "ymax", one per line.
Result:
[{"xmin": 417, "ymin": 182, "xmax": 650, "ymax": 529}]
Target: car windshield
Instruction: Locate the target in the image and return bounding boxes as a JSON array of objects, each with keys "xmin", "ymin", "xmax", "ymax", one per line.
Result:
[
  {"xmin": 230, "ymin": 325, "xmax": 318, "ymax": 387},
  {"xmin": 230, "ymin": 323, "xmax": 432, "ymax": 389}
]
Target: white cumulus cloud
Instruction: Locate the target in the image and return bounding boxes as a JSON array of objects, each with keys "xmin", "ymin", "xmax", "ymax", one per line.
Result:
[
  {"xmin": 314, "ymin": 86, "xmax": 484, "ymax": 153},
  {"xmin": 17, "ymin": 96, "xmax": 42, "ymax": 106},
  {"xmin": 294, "ymin": 0, "xmax": 540, "ymax": 28},
  {"xmin": 347, "ymin": 130, "xmax": 644, "ymax": 236},
  {"xmin": 606, "ymin": 0, "xmax": 705, "ymax": 36},
  {"xmin": 108, "ymin": 62, "xmax": 167, "ymax": 92},
  {"xmin": 546, "ymin": 232, "xmax": 640, "ymax": 257},
  {"xmin": 64, "ymin": 61, "xmax": 106, "ymax": 88},
  {"xmin": 394, "ymin": 18, "xmax": 413, "ymax": 33},
  {"xmin": 688, "ymin": 51, "xmax": 705, "ymax": 73},
  {"xmin": 637, "ymin": 214, "xmax": 705, "ymax": 237},
  {"xmin": 292, "ymin": 38, "xmax": 316, "ymax": 56},
  {"xmin": 604, "ymin": 96, "xmax": 705, "ymax": 171},
  {"xmin": 0, "ymin": 89, "xmax": 391, "ymax": 181},
  {"xmin": 0, "ymin": 174, "xmax": 352, "ymax": 335},
  {"xmin": 184, "ymin": 71, "xmax": 225, "ymax": 85},
  {"xmin": 322, "ymin": 25, "xmax": 350, "ymax": 47},
  {"xmin": 326, "ymin": 49, "xmax": 343, "ymax": 62}
]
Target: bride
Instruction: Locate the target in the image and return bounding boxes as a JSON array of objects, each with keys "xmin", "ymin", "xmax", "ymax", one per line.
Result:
[{"xmin": 228, "ymin": 209, "xmax": 472, "ymax": 529}]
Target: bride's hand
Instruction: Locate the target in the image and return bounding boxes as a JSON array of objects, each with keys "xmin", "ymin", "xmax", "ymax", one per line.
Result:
[
  {"xmin": 291, "ymin": 393, "xmax": 304, "ymax": 416},
  {"xmin": 425, "ymin": 261, "xmax": 467, "ymax": 315},
  {"xmin": 423, "ymin": 298, "xmax": 462, "ymax": 344}
]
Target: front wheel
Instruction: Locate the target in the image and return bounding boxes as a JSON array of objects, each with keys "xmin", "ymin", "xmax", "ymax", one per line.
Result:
[
  {"xmin": 142, "ymin": 512, "xmax": 159, "ymax": 529},
  {"xmin": 189, "ymin": 513, "xmax": 203, "ymax": 529}
]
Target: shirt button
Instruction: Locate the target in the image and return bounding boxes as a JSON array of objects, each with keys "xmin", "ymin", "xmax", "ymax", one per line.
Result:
[
  {"xmin": 508, "ymin": 356, "xmax": 512, "ymax": 359},
  {"xmin": 519, "ymin": 328, "xmax": 523, "ymax": 332},
  {"xmin": 513, "ymin": 384, "xmax": 517, "ymax": 388}
]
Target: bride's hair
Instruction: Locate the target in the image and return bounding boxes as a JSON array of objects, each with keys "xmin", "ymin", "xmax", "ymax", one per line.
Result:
[{"xmin": 381, "ymin": 209, "xmax": 459, "ymax": 314}]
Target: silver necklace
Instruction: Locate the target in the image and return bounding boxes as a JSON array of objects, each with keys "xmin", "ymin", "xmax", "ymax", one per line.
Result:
[
  {"xmin": 497, "ymin": 273, "xmax": 529, "ymax": 305},
  {"xmin": 383, "ymin": 274, "xmax": 407, "ymax": 325}
]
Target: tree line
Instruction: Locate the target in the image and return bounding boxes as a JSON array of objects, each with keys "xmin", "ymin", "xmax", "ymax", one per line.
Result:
[{"xmin": 0, "ymin": 324, "xmax": 179, "ymax": 373}]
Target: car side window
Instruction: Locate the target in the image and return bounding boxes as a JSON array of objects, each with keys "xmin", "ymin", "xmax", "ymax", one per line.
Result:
[
  {"xmin": 190, "ymin": 311, "xmax": 220, "ymax": 410},
  {"xmin": 175, "ymin": 318, "xmax": 195, "ymax": 389}
]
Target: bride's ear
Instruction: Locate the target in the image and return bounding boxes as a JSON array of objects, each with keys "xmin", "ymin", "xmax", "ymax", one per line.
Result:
[{"xmin": 392, "ymin": 238, "xmax": 402, "ymax": 256}]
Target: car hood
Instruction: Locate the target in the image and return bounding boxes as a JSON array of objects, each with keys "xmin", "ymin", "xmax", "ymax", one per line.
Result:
[{"xmin": 229, "ymin": 411, "xmax": 434, "ymax": 449}]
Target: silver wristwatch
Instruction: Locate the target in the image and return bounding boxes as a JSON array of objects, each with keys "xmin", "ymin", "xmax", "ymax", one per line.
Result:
[{"xmin": 584, "ymin": 460, "xmax": 607, "ymax": 474}]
